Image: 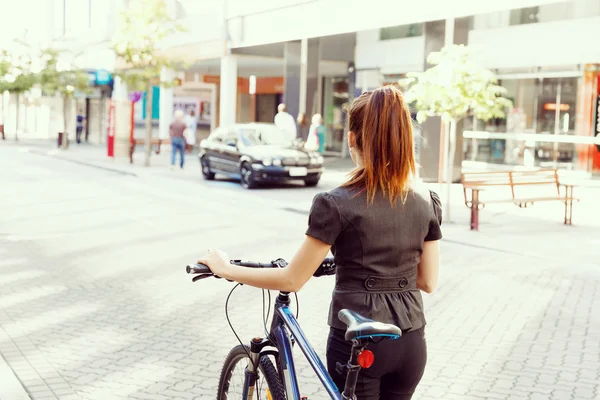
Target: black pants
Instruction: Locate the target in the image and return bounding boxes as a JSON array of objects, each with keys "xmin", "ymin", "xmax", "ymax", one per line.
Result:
[
  {"xmin": 326, "ymin": 326, "xmax": 427, "ymax": 400},
  {"xmin": 76, "ymin": 127, "xmax": 83, "ymax": 143}
]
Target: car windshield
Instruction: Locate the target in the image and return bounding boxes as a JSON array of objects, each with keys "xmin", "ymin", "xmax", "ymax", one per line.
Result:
[{"xmin": 239, "ymin": 125, "xmax": 292, "ymax": 147}]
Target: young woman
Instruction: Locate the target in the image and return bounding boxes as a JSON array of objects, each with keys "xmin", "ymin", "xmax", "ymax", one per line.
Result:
[{"xmin": 199, "ymin": 85, "xmax": 442, "ymax": 399}]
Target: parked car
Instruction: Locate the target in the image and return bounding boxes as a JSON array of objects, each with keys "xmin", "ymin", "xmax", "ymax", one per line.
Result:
[{"xmin": 199, "ymin": 123, "xmax": 324, "ymax": 189}]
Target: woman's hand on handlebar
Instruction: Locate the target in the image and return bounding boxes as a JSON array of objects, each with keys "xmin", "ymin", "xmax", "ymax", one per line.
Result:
[{"xmin": 197, "ymin": 249, "xmax": 231, "ymax": 279}]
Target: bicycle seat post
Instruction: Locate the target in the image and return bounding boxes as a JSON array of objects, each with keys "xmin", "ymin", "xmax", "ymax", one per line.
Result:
[{"xmin": 337, "ymin": 340, "xmax": 366, "ymax": 400}]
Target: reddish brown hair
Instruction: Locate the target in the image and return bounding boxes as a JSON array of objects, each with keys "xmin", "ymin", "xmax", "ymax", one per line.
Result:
[{"xmin": 343, "ymin": 85, "xmax": 416, "ymax": 205}]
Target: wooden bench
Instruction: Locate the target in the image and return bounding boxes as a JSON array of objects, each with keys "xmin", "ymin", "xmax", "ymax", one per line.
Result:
[
  {"xmin": 461, "ymin": 169, "xmax": 578, "ymax": 230},
  {"xmin": 129, "ymin": 138, "xmax": 171, "ymax": 163}
]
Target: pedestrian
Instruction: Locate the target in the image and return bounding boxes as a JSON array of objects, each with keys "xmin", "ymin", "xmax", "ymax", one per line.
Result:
[
  {"xmin": 184, "ymin": 109, "xmax": 197, "ymax": 154},
  {"xmin": 75, "ymin": 109, "xmax": 86, "ymax": 144},
  {"xmin": 274, "ymin": 103, "xmax": 297, "ymax": 142},
  {"xmin": 308, "ymin": 113, "xmax": 326, "ymax": 154},
  {"xmin": 198, "ymin": 85, "xmax": 442, "ymax": 400},
  {"xmin": 170, "ymin": 110, "xmax": 186, "ymax": 169}
]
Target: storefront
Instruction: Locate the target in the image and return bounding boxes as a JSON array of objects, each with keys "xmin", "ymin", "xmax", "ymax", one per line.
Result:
[
  {"xmin": 464, "ymin": 66, "xmax": 600, "ymax": 175},
  {"xmin": 322, "ymin": 76, "xmax": 349, "ymax": 154}
]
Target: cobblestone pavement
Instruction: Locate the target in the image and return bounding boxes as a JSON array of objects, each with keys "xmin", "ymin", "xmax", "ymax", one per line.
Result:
[{"xmin": 0, "ymin": 146, "xmax": 599, "ymax": 400}]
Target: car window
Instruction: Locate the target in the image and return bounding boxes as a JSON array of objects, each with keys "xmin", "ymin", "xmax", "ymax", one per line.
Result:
[
  {"xmin": 209, "ymin": 127, "xmax": 226, "ymax": 142},
  {"xmin": 225, "ymin": 129, "xmax": 238, "ymax": 145},
  {"xmin": 240, "ymin": 125, "xmax": 290, "ymax": 146}
]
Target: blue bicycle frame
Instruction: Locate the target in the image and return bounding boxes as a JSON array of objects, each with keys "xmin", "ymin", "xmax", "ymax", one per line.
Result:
[{"xmin": 266, "ymin": 292, "xmax": 341, "ymax": 400}]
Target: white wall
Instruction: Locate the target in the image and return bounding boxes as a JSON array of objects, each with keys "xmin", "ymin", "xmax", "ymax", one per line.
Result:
[
  {"xmin": 469, "ymin": 16, "xmax": 600, "ymax": 69},
  {"xmin": 355, "ymin": 30, "xmax": 424, "ymax": 73},
  {"xmin": 226, "ymin": 0, "xmax": 571, "ymax": 48}
]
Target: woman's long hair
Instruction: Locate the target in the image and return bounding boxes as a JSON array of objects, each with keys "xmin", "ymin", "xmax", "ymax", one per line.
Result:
[{"xmin": 343, "ymin": 86, "xmax": 416, "ymax": 205}]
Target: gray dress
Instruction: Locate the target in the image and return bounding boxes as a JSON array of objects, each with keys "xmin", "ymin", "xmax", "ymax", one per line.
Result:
[{"xmin": 306, "ymin": 185, "xmax": 442, "ymax": 333}]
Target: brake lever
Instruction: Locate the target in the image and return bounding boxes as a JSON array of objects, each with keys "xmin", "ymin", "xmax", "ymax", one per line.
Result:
[
  {"xmin": 272, "ymin": 258, "xmax": 288, "ymax": 268},
  {"xmin": 191, "ymin": 274, "xmax": 236, "ymax": 284}
]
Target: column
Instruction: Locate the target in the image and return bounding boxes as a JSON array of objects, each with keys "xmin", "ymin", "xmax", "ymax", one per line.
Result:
[
  {"xmin": 159, "ymin": 68, "xmax": 175, "ymax": 140},
  {"xmin": 418, "ymin": 17, "xmax": 470, "ymax": 182},
  {"xmin": 283, "ymin": 41, "xmax": 301, "ymax": 129},
  {"xmin": 111, "ymin": 76, "xmax": 132, "ymax": 157},
  {"xmin": 219, "ymin": 54, "xmax": 238, "ymax": 127},
  {"xmin": 284, "ymin": 39, "xmax": 319, "ymax": 140}
]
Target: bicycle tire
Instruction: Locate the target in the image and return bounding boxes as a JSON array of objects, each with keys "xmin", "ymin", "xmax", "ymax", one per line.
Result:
[{"xmin": 217, "ymin": 345, "xmax": 286, "ymax": 400}]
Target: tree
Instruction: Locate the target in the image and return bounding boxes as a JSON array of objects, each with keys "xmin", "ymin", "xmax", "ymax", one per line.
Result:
[
  {"xmin": 0, "ymin": 49, "xmax": 9, "ymax": 140},
  {"xmin": 38, "ymin": 48, "xmax": 91, "ymax": 149},
  {"xmin": 0, "ymin": 45, "xmax": 37, "ymax": 141},
  {"xmin": 112, "ymin": 0, "xmax": 185, "ymax": 166},
  {"xmin": 403, "ymin": 44, "xmax": 512, "ymax": 221}
]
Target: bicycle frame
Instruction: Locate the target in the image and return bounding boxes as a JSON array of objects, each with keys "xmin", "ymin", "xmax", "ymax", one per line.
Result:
[{"xmin": 250, "ymin": 292, "xmax": 343, "ymax": 400}]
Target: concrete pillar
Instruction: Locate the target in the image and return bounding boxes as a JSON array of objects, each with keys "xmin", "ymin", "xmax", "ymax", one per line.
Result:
[
  {"xmin": 110, "ymin": 76, "xmax": 132, "ymax": 157},
  {"xmin": 159, "ymin": 68, "xmax": 175, "ymax": 140},
  {"xmin": 284, "ymin": 39, "xmax": 319, "ymax": 140},
  {"xmin": 418, "ymin": 17, "xmax": 470, "ymax": 182},
  {"xmin": 219, "ymin": 55, "xmax": 238, "ymax": 127},
  {"xmin": 284, "ymin": 41, "xmax": 301, "ymax": 134}
]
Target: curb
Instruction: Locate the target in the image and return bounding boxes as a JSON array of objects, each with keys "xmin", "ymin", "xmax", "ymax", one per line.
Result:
[
  {"xmin": 27, "ymin": 149, "xmax": 138, "ymax": 177},
  {"xmin": 0, "ymin": 354, "xmax": 31, "ymax": 400}
]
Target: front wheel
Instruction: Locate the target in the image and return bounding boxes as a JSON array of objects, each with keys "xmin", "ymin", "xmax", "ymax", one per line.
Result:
[
  {"xmin": 240, "ymin": 162, "xmax": 258, "ymax": 189},
  {"xmin": 217, "ymin": 345, "xmax": 285, "ymax": 400},
  {"xmin": 304, "ymin": 178, "xmax": 320, "ymax": 187},
  {"xmin": 200, "ymin": 156, "xmax": 215, "ymax": 180}
]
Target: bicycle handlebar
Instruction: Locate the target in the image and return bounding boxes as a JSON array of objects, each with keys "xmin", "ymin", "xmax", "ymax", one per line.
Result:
[{"xmin": 185, "ymin": 257, "xmax": 336, "ymax": 282}]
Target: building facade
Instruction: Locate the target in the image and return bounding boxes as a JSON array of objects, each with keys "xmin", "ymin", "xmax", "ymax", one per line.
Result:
[{"xmin": 175, "ymin": 0, "xmax": 599, "ymax": 177}]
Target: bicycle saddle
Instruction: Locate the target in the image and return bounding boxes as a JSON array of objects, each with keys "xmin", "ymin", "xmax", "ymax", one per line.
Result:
[{"xmin": 338, "ymin": 309, "xmax": 402, "ymax": 341}]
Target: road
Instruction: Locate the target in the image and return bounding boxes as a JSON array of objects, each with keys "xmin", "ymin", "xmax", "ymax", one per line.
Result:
[{"xmin": 0, "ymin": 145, "xmax": 599, "ymax": 400}]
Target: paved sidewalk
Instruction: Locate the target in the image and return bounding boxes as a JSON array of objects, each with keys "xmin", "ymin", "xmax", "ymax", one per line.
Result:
[{"xmin": 2, "ymin": 142, "xmax": 599, "ymax": 400}]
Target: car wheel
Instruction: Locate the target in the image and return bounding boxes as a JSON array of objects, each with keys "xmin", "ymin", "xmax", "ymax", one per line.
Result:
[
  {"xmin": 240, "ymin": 162, "xmax": 257, "ymax": 189},
  {"xmin": 200, "ymin": 156, "xmax": 215, "ymax": 180},
  {"xmin": 304, "ymin": 178, "xmax": 320, "ymax": 187}
]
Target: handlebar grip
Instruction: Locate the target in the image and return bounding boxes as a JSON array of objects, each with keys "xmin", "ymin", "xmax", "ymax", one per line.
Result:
[{"xmin": 186, "ymin": 263, "xmax": 212, "ymax": 274}]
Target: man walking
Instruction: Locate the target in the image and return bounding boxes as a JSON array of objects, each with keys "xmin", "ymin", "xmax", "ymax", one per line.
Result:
[
  {"xmin": 75, "ymin": 110, "xmax": 86, "ymax": 144},
  {"xmin": 170, "ymin": 110, "xmax": 186, "ymax": 169},
  {"xmin": 274, "ymin": 103, "xmax": 297, "ymax": 142}
]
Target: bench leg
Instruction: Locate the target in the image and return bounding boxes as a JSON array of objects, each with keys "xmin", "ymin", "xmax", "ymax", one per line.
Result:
[
  {"xmin": 470, "ymin": 189, "xmax": 480, "ymax": 231},
  {"xmin": 564, "ymin": 186, "xmax": 573, "ymax": 225}
]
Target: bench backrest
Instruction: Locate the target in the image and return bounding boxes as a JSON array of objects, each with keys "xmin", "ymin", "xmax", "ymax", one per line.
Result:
[
  {"xmin": 462, "ymin": 169, "xmax": 560, "ymax": 200},
  {"xmin": 461, "ymin": 171, "xmax": 512, "ymax": 187}
]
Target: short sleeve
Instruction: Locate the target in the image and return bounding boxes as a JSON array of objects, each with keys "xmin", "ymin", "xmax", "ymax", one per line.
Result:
[
  {"xmin": 305, "ymin": 193, "xmax": 343, "ymax": 245},
  {"xmin": 425, "ymin": 190, "xmax": 443, "ymax": 241}
]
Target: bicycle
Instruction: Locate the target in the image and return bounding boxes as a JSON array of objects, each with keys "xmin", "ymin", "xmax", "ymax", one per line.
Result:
[{"xmin": 186, "ymin": 258, "xmax": 402, "ymax": 400}]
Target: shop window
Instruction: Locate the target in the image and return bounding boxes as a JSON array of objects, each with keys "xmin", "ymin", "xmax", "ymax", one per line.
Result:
[
  {"xmin": 510, "ymin": 7, "xmax": 539, "ymax": 25},
  {"xmin": 379, "ymin": 24, "xmax": 423, "ymax": 41}
]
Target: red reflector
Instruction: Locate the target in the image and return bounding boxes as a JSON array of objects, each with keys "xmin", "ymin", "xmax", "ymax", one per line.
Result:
[{"xmin": 357, "ymin": 350, "xmax": 375, "ymax": 369}]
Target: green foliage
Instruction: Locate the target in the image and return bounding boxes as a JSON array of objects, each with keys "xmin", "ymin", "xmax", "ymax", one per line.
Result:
[
  {"xmin": 403, "ymin": 44, "xmax": 513, "ymax": 124},
  {"xmin": 112, "ymin": 0, "xmax": 186, "ymax": 91},
  {"xmin": 38, "ymin": 48, "xmax": 91, "ymax": 99},
  {"xmin": 0, "ymin": 46, "xmax": 37, "ymax": 94},
  {"xmin": 0, "ymin": 49, "xmax": 10, "ymax": 78}
]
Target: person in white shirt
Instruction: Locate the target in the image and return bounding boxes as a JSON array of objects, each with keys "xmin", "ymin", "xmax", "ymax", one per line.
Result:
[
  {"xmin": 274, "ymin": 103, "xmax": 297, "ymax": 142},
  {"xmin": 184, "ymin": 109, "xmax": 197, "ymax": 154}
]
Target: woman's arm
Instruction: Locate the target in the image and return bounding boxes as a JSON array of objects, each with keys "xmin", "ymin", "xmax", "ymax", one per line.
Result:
[
  {"xmin": 417, "ymin": 240, "xmax": 440, "ymax": 293},
  {"xmin": 198, "ymin": 236, "xmax": 331, "ymax": 292}
]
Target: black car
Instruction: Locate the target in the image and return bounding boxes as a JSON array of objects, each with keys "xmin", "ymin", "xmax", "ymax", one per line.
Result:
[{"xmin": 199, "ymin": 123, "xmax": 324, "ymax": 189}]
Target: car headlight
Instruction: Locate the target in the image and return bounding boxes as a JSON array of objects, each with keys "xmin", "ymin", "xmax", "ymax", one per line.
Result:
[
  {"xmin": 262, "ymin": 157, "xmax": 272, "ymax": 166},
  {"xmin": 310, "ymin": 156, "xmax": 324, "ymax": 165},
  {"xmin": 273, "ymin": 158, "xmax": 282, "ymax": 167}
]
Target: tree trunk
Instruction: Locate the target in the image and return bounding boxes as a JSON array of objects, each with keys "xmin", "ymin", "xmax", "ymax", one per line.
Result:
[
  {"xmin": 15, "ymin": 93, "xmax": 20, "ymax": 141},
  {"xmin": 443, "ymin": 119, "xmax": 457, "ymax": 222},
  {"xmin": 62, "ymin": 96, "xmax": 69, "ymax": 149},
  {"xmin": 144, "ymin": 83, "xmax": 153, "ymax": 167}
]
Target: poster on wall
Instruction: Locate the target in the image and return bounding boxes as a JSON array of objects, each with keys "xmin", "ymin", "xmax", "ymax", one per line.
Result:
[
  {"xmin": 173, "ymin": 97, "xmax": 200, "ymax": 118},
  {"xmin": 173, "ymin": 95, "xmax": 212, "ymax": 123}
]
